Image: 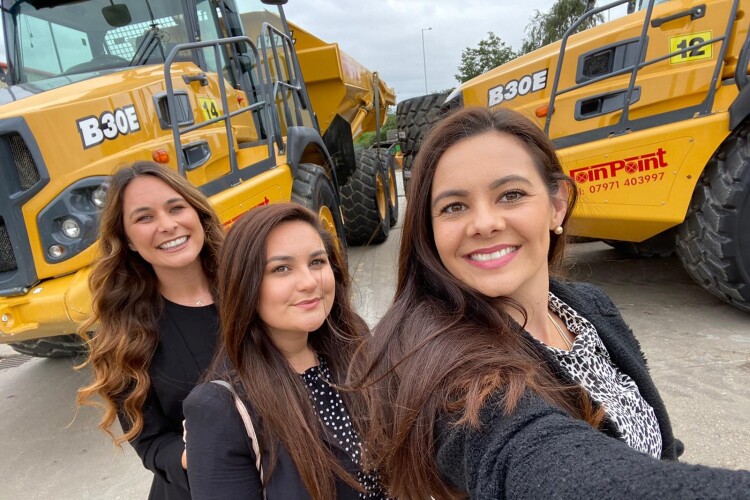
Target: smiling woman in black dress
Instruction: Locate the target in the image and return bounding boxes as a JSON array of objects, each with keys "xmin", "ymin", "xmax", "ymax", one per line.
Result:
[{"xmin": 77, "ymin": 161, "xmax": 224, "ymax": 499}]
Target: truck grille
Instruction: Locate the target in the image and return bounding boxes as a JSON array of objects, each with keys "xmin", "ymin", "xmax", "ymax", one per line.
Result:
[
  {"xmin": 0, "ymin": 121, "xmax": 46, "ymax": 295},
  {"xmin": 0, "ymin": 217, "xmax": 17, "ymax": 273},
  {"xmin": 8, "ymin": 133, "xmax": 40, "ymax": 190}
]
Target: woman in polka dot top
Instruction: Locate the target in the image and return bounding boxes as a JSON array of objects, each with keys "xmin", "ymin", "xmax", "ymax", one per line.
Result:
[{"xmin": 184, "ymin": 203, "xmax": 387, "ymax": 500}]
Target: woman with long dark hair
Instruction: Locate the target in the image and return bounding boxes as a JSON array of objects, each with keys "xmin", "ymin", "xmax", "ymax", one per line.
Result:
[
  {"xmin": 354, "ymin": 107, "xmax": 749, "ymax": 499},
  {"xmin": 77, "ymin": 161, "xmax": 224, "ymax": 499},
  {"xmin": 184, "ymin": 203, "xmax": 385, "ymax": 499}
]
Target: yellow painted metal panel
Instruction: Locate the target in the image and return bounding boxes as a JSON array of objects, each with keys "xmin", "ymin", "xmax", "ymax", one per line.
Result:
[
  {"xmin": 14, "ymin": 63, "xmax": 255, "ymax": 281},
  {"xmin": 562, "ymin": 113, "xmax": 730, "ymax": 240},
  {"xmin": 669, "ymin": 31, "xmax": 714, "ymax": 64},
  {"xmin": 286, "ymin": 19, "xmax": 395, "ymax": 137}
]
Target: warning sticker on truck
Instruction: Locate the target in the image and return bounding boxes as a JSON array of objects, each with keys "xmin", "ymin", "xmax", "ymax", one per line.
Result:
[{"xmin": 669, "ymin": 31, "xmax": 713, "ymax": 64}]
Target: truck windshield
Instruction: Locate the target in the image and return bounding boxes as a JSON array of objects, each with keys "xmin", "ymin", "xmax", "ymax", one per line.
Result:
[{"xmin": 7, "ymin": 0, "xmax": 191, "ymax": 83}]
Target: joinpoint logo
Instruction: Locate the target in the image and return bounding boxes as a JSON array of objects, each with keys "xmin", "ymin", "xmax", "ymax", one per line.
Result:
[{"xmin": 569, "ymin": 148, "xmax": 668, "ymax": 184}]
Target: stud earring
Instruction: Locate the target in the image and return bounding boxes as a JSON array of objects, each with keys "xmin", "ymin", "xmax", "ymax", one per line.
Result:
[
  {"xmin": 553, "ymin": 225, "xmax": 564, "ymax": 235},
  {"xmin": 128, "ymin": 243, "xmax": 137, "ymax": 251}
]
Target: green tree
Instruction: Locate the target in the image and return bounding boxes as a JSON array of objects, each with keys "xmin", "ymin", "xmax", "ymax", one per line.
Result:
[
  {"xmin": 520, "ymin": 0, "xmax": 603, "ymax": 55},
  {"xmin": 455, "ymin": 32, "xmax": 516, "ymax": 83}
]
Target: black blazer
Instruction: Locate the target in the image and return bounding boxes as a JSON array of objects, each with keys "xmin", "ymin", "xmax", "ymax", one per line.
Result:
[
  {"xmin": 184, "ymin": 372, "xmax": 363, "ymax": 500},
  {"xmin": 435, "ymin": 280, "xmax": 750, "ymax": 499},
  {"xmin": 118, "ymin": 301, "xmax": 218, "ymax": 500}
]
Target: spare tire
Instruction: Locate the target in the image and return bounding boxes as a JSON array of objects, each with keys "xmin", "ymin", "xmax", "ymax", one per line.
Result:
[
  {"xmin": 396, "ymin": 91, "xmax": 450, "ymax": 156},
  {"xmin": 402, "ymin": 153, "xmax": 415, "ymax": 199}
]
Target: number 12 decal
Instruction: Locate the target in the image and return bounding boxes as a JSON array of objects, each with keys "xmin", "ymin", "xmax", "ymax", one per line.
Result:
[{"xmin": 669, "ymin": 31, "xmax": 713, "ymax": 64}]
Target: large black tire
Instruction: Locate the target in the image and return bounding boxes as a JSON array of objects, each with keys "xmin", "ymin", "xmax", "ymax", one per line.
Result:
[
  {"xmin": 396, "ymin": 91, "xmax": 450, "ymax": 156},
  {"xmin": 676, "ymin": 127, "xmax": 750, "ymax": 312},
  {"xmin": 603, "ymin": 228, "xmax": 677, "ymax": 258},
  {"xmin": 377, "ymin": 148, "xmax": 399, "ymax": 227},
  {"xmin": 10, "ymin": 333, "xmax": 87, "ymax": 358},
  {"xmin": 291, "ymin": 163, "xmax": 347, "ymax": 256},
  {"xmin": 340, "ymin": 150, "xmax": 390, "ymax": 246}
]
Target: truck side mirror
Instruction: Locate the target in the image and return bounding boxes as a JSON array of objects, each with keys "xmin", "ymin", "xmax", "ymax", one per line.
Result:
[
  {"xmin": 102, "ymin": 4, "xmax": 132, "ymax": 27},
  {"xmin": 627, "ymin": 0, "xmax": 637, "ymax": 14}
]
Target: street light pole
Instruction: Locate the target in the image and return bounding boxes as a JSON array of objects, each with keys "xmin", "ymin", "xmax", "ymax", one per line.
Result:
[{"xmin": 421, "ymin": 27, "xmax": 432, "ymax": 94}]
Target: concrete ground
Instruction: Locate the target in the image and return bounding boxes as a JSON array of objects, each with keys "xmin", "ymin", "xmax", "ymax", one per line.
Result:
[{"xmin": 1, "ymin": 177, "xmax": 748, "ymax": 499}]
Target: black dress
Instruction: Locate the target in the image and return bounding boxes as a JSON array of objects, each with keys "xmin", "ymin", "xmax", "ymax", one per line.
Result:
[{"xmin": 117, "ymin": 299, "xmax": 218, "ymax": 500}]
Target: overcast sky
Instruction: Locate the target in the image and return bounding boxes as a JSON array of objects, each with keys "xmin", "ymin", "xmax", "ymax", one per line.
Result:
[
  {"xmin": 284, "ymin": 0, "xmax": 556, "ymax": 102},
  {"xmin": 284, "ymin": 1, "xmax": 628, "ymax": 103}
]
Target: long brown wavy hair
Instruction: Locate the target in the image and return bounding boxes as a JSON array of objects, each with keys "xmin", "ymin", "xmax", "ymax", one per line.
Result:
[
  {"xmin": 76, "ymin": 161, "xmax": 224, "ymax": 446},
  {"xmin": 351, "ymin": 107, "xmax": 604, "ymax": 499},
  {"xmin": 207, "ymin": 203, "xmax": 369, "ymax": 500}
]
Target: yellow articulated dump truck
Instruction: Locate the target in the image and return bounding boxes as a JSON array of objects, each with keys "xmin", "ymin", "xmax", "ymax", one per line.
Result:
[
  {"xmin": 400, "ymin": 0, "xmax": 750, "ymax": 313},
  {"xmin": 0, "ymin": 0, "xmax": 395, "ymax": 357}
]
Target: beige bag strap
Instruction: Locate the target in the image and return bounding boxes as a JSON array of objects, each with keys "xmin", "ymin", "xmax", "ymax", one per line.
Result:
[{"xmin": 212, "ymin": 380, "xmax": 266, "ymax": 496}]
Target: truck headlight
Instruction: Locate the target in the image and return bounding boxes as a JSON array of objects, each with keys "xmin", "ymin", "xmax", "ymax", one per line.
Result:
[
  {"xmin": 48, "ymin": 245, "xmax": 65, "ymax": 259},
  {"xmin": 91, "ymin": 185, "xmax": 107, "ymax": 208},
  {"xmin": 61, "ymin": 218, "xmax": 82, "ymax": 238},
  {"xmin": 38, "ymin": 176, "xmax": 109, "ymax": 263}
]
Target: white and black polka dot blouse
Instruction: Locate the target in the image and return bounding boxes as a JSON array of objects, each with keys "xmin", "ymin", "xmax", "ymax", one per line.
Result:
[
  {"xmin": 301, "ymin": 356, "xmax": 387, "ymax": 499},
  {"xmin": 545, "ymin": 292, "xmax": 663, "ymax": 459}
]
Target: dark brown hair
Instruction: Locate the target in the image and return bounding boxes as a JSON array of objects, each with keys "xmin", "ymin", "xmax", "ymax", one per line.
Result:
[
  {"xmin": 76, "ymin": 161, "xmax": 224, "ymax": 445},
  {"xmin": 209, "ymin": 203, "xmax": 368, "ymax": 499},
  {"xmin": 352, "ymin": 107, "xmax": 602, "ymax": 499}
]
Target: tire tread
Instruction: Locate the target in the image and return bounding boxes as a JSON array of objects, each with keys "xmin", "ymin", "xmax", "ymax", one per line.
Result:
[
  {"xmin": 340, "ymin": 150, "xmax": 390, "ymax": 246},
  {"xmin": 10, "ymin": 334, "xmax": 87, "ymax": 358},
  {"xmin": 676, "ymin": 128, "xmax": 750, "ymax": 310}
]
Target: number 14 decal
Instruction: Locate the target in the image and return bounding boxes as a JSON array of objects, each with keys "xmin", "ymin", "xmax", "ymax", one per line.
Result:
[
  {"xmin": 669, "ymin": 31, "xmax": 713, "ymax": 64},
  {"xmin": 198, "ymin": 97, "xmax": 220, "ymax": 120}
]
